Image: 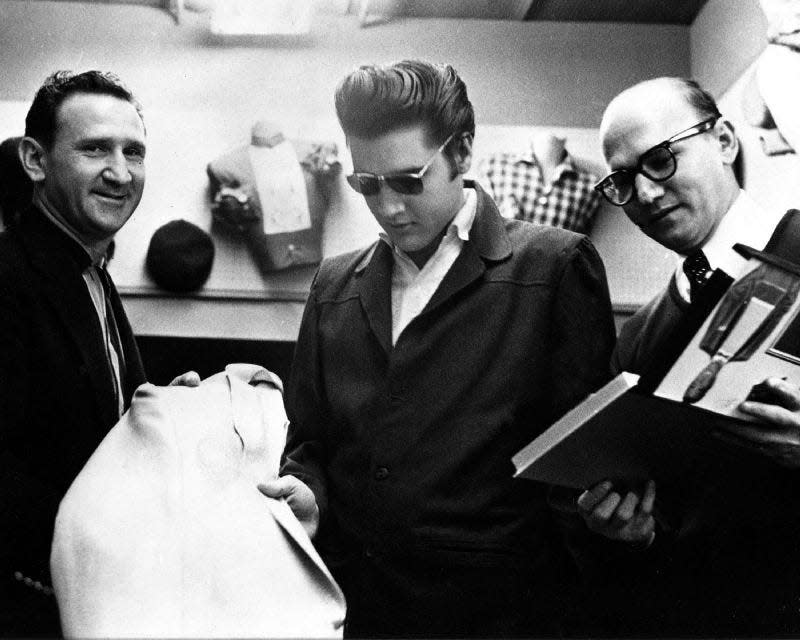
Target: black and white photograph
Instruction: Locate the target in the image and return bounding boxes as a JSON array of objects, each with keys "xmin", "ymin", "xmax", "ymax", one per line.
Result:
[{"xmin": 2, "ymin": 1, "xmax": 800, "ymax": 638}]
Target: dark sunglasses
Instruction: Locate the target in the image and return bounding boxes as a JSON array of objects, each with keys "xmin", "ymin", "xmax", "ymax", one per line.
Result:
[
  {"xmin": 594, "ymin": 116, "xmax": 719, "ymax": 206},
  {"xmin": 346, "ymin": 133, "xmax": 455, "ymax": 196}
]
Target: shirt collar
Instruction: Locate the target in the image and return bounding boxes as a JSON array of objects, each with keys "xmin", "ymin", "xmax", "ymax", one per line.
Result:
[
  {"xmin": 512, "ymin": 148, "xmax": 576, "ymax": 177},
  {"xmin": 674, "ymin": 189, "xmax": 785, "ymax": 300},
  {"xmin": 702, "ymin": 189, "xmax": 783, "ymax": 273},
  {"xmin": 378, "ymin": 187, "xmax": 477, "ymax": 256},
  {"xmin": 33, "ymin": 192, "xmax": 108, "ymax": 266},
  {"xmin": 355, "ymin": 181, "xmax": 509, "ymax": 273},
  {"xmin": 450, "ymin": 187, "xmax": 478, "ymax": 241}
]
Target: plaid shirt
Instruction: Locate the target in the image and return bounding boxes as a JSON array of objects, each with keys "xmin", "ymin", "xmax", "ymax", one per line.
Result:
[{"xmin": 477, "ymin": 149, "xmax": 601, "ymax": 233}]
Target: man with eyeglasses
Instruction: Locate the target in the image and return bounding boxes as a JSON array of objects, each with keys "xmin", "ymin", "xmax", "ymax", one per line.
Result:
[
  {"xmin": 578, "ymin": 77, "xmax": 800, "ymax": 636},
  {"xmin": 260, "ymin": 59, "xmax": 616, "ymax": 638}
]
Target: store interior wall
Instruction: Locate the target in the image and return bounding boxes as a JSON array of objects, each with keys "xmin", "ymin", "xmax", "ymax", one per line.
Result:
[{"xmin": 0, "ymin": 0, "xmax": 699, "ymax": 380}]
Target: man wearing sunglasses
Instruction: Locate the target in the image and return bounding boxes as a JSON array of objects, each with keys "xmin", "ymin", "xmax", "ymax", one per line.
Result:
[
  {"xmin": 578, "ymin": 77, "xmax": 800, "ymax": 636},
  {"xmin": 261, "ymin": 59, "xmax": 616, "ymax": 638}
]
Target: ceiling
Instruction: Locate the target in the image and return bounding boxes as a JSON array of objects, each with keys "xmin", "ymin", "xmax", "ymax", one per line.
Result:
[{"xmin": 362, "ymin": 0, "xmax": 710, "ymax": 25}]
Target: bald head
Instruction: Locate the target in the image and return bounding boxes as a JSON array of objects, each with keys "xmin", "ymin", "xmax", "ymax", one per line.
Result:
[
  {"xmin": 598, "ymin": 77, "xmax": 740, "ymax": 255},
  {"xmin": 600, "ymin": 78, "xmax": 719, "ymax": 145}
]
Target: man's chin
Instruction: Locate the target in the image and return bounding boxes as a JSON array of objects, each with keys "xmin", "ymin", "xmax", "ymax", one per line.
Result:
[
  {"xmin": 388, "ymin": 232, "xmax": 424, "ymax": 252},
  {"xmin": 395, "ymin": 240, "xmax": 424, "ymax": 253},
  {"xmin": 85, "ymin": 211, "xmax": 133, "ymax": 242},
  {"xmin": 656, "ymin": 233, "xmax": 702, "ymax": 255},
  {"xmin": 643, "ymin": 214, "xmax": 690, "ymax": 250}
]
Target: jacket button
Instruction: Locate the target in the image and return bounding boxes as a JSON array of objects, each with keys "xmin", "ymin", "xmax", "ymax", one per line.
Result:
[{"xmin": 374, "ymin": 466, "xmax": 389, "ymax": 480}]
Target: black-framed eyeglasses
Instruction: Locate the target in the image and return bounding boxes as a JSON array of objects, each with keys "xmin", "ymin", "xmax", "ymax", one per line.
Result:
[
  {"xmin": 346, "ymin": 133, "xmax": 455, "ymax": 196},
  {"xmin": 594, "ymin": 117, "xmax": 719, "ymax": 206}
]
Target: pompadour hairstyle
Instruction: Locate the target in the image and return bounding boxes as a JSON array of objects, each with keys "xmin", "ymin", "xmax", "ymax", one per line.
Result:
[
  {"xmin": 25, "ymin": 70, "xmax": 143, "ymax": 149},
  {"xmin": 334, "ymin": 59, "xmax": 475, "ymax": 162}
]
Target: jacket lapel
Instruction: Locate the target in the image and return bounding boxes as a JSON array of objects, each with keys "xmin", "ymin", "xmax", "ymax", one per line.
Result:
[
  {"xmin": 355, "ymin": 241, "xmax": 394, "ymax": 355},
  {"xmin": 422, "ymin": 181, "xmax": 512, "ymax": 317},
  {"xmin": 353, "ymin": 183, "xmax": 512, "ymax": 347},
  {"xmin": 422, "ymin": 240, "xmax": 486, "ymax": 316},
  {"xmin": 21, "ymin": 207, "xmax": 118, "ymax": 427}
]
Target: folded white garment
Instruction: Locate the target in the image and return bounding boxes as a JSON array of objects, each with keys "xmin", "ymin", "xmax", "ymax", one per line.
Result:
[
  {"xmin": 51, "ymin": 364, "xmax": 345, "ymax": 638},
  {"xmin": 758, "ymin": 43, "xmax": 800, "ymax": 155}
]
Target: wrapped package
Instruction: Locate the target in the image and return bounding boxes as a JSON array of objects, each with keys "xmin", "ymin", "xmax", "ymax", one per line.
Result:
[{"xmin": 207, "ymin": 121, "xmax": 340, "ymax": 273}]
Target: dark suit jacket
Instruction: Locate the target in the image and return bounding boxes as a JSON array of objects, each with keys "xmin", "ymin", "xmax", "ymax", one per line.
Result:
[
  {"xmin": 283, "ymin": 181, "xmax": 616, "ymax": 636},
  {"xmin": 605, "ymin": 220, "xmax": 800, "ymax": 637},
  {"xmin": 0, "ymin": 205, "xmax": 145, "ymax": 630}
]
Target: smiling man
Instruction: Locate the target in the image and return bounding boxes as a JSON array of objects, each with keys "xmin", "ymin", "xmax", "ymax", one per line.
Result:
[
  {"xmin": 261, "ymin": 59, "xmax": 616, "ymax": 638},
  {"xmin": 0, "ymin": 70, "xmax": 147, "ymax": 635}
]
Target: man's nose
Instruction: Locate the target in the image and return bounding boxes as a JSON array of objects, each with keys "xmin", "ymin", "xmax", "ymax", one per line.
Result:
[
  {"xmin": 102, "ymin": 149, "xmax": 133, "ymax": 184},
  {"xmin": 634, "ymin": 173, "xmax": 664, "ymax": 205},
  {"xmin": 373, "ymin": 184, "xmax": 406, "ymax": 218}
]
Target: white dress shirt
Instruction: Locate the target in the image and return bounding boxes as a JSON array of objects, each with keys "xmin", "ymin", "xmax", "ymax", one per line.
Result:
[
  {"xmin": 381, "ymin": 189, "xmax": 477, "ymax": 345},
  {"xmin": 675, "ymin": 190, "xmax": 785, "ymax": 303}
]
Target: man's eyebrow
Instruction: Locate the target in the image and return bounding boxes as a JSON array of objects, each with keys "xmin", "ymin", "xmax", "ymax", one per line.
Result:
[
  {"xmin": 357, "ymin": 164, "xmax": 422, "ymax": 176},
  {"xmin": 75, "ymin": 137, "xmax": 110, "ymax": 146},
  {"xmin": 612, "ymin": 139, "xmax": 664, "ymax": 170},
  {"xmin": 388, "ymin": 165, "xmax": 423, "ymax": 174},
  {"xmin": 76, "ymin": 136, "xmax": 146, "ymax": 150},
  {"xmin": 122, "ymin": 137, "xmax": 146, "ymax": 147}
]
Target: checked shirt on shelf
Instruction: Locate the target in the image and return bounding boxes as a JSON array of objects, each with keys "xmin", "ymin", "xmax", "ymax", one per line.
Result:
[{"xmin": 477, "ymin": 149, "xmax": 601, "ymax": 233}]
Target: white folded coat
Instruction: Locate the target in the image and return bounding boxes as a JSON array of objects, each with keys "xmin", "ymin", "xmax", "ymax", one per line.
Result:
[{"xmin": 51, "ymin": 364, "xmax": 345, "ymax": 638}]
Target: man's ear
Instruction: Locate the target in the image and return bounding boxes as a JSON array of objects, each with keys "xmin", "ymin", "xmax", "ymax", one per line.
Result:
[
  {"xmin": 18, "ymin": 136, "xmax": 47, "ymax": 182},
  {"xmin": 453, "ymin": 133, "xmax": 473, "ymax": 175},
  {"xmin": 716, "ymin": 118, "xmax": 739, "ymax": 165}
]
